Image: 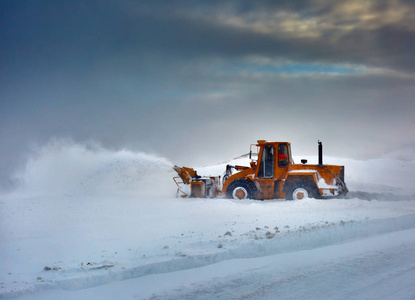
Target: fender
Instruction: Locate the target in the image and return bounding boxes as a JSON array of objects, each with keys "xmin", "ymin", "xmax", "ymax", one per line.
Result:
[
  {"xmin": 222, "ymin": 167, "xmax": 255, "ymax": 194},
  {"xmin": 283, "ymin": 172, "xmax": 319, "ymax": 194}
]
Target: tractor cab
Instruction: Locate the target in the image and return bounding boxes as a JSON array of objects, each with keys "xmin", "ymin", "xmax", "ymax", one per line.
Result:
[{"xmin": 251, "ymin": 140, "xmax": 293, "ymax": 199}]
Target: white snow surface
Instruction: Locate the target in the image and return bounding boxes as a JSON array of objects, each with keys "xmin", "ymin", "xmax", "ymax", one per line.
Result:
[{"xmin": 1, "ymin": 141, "xmax": 415, "ymax": 299}]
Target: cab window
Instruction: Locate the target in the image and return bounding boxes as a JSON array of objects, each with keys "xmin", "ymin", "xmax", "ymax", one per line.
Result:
[
  {"xmin": 278, "ymin": 144, "xmax": 289, "ymax": 168},
  {"xmin": 258, "ymin": 145, "xmax": 274, "ymax": 178}
]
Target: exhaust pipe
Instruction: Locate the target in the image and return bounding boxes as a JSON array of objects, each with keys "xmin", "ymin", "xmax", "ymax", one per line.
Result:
[{"xmin": 318, "ymin": 140, "xmax": 323, "ymax": 166}]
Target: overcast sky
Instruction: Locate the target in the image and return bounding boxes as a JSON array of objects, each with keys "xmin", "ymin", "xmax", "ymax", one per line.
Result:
[{"xmin": 1, "ymin": 0, "xmax": 415, "ymax": 188}]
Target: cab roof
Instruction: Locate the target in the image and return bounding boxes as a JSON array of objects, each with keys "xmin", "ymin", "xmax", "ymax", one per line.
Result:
[{"xmin": 256, "ymin": 140, "xmax": 291, "ymax": 146}]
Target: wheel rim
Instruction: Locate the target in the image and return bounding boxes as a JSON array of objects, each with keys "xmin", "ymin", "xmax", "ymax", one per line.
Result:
[
  {"xmin": 292, "ymin": 188, "xmax": 308, "ymax": 200},
  {"xmin": 232, "ymin": 187, "xmax": 248, "ymax": 199}
]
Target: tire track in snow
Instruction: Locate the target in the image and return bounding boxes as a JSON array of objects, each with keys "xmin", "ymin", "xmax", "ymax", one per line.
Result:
[
  {"xmin": 151, "ymin": 229, "xmax": 415, "ymax": 300},
  {"xmin": 347, "ymin": 190, "xmax": 415, "ymax": 201}
]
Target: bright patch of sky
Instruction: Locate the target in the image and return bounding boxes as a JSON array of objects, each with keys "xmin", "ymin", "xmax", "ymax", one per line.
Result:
[
  {"xmin": 222, "ymin": 60, "xmax": 370, "ymax": 76},
  {"xmin": 268, "ymin": 63, "xmax": 365, "ymax": 75}
]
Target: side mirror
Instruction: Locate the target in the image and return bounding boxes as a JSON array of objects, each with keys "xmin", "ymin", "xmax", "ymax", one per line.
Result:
[{"xmin": 301, "ymin": 159, "xmax": 307, "ymax": 164}]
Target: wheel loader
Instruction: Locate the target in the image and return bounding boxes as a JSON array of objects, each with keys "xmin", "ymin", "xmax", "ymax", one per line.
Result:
[{"xmin": 173, "ymin": 140, "xmax": 348, "ymax": 200}]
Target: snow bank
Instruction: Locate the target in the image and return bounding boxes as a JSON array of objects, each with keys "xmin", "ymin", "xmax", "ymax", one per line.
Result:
[{"xmin": 12, "ymin": 139, "xmax": 175, "ymax": 198}]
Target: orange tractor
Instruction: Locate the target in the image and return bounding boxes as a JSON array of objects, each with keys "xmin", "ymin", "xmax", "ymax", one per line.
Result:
[{"xmin": 173, "ymin": 140, "xmax": 348, "ymax": 200}]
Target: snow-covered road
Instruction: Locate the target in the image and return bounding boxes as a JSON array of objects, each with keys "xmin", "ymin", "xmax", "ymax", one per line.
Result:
[
  {"xmin": 132, "ymin": 228, "xmax": 415, "ymax": 300},
  {"xmin": 7, "ymin": 213, "xmax": 415, "ymax": 300}
]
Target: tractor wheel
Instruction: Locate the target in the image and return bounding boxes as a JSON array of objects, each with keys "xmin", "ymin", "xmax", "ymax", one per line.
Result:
[
  {"xmin": 285, "ymin": 180, "xmax": 319, "ymax": 200},
  {"xmin": 226, "ymin": 179, "xmax": 257, "ymax": 200}
]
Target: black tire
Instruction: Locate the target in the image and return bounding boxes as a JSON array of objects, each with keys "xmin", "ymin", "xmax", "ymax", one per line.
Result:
[
  {"xmin": 226, "ymin": 179, "xmax": 258, "ymax": 200},
  {"xmin": 285, "ymin": 179, "xmax": 319, "ymax": 200}
]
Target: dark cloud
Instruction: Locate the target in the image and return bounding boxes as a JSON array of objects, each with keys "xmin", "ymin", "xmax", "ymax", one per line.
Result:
[
  {"xmin": 1, "ymin": 0, "xmax": 415, "ymax": 190},
  {"xmin": 3, "ymin": 1, "xmax": 415, "ymax": 72}
]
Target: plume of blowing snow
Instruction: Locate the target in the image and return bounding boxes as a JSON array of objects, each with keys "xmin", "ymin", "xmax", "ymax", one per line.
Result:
[{"xmin": 12, "ymin": 139, "xmax": 175, "ymax": 197}]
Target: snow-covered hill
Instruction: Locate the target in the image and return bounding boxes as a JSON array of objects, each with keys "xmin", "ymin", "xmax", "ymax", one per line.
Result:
[{"xmin": 1, "ymin": 141, "xmax": 415, "ymax": 299}]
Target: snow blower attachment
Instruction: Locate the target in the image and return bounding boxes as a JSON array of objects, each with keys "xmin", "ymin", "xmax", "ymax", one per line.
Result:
[
  {"xmin": 173, "ymin": 141, "xmax": 348, "ymax": 200},
  {"xmin": 173, "ymin": 165, "xmax": 221, "ymax": 198}
]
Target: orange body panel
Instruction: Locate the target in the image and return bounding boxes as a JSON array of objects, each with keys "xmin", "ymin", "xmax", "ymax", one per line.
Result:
[{"xmin": 289, "ymin": 164, "xmax": 343, "ymax": 186}]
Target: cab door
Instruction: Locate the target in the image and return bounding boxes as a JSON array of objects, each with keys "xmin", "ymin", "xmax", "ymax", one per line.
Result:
[
  {"xmin": 274, "ymin": 143, "xmax": 291, "ymax": 198},
  {"xmin": 255, "ymin": 144, "xmax": 275, "ymax": 199}
]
